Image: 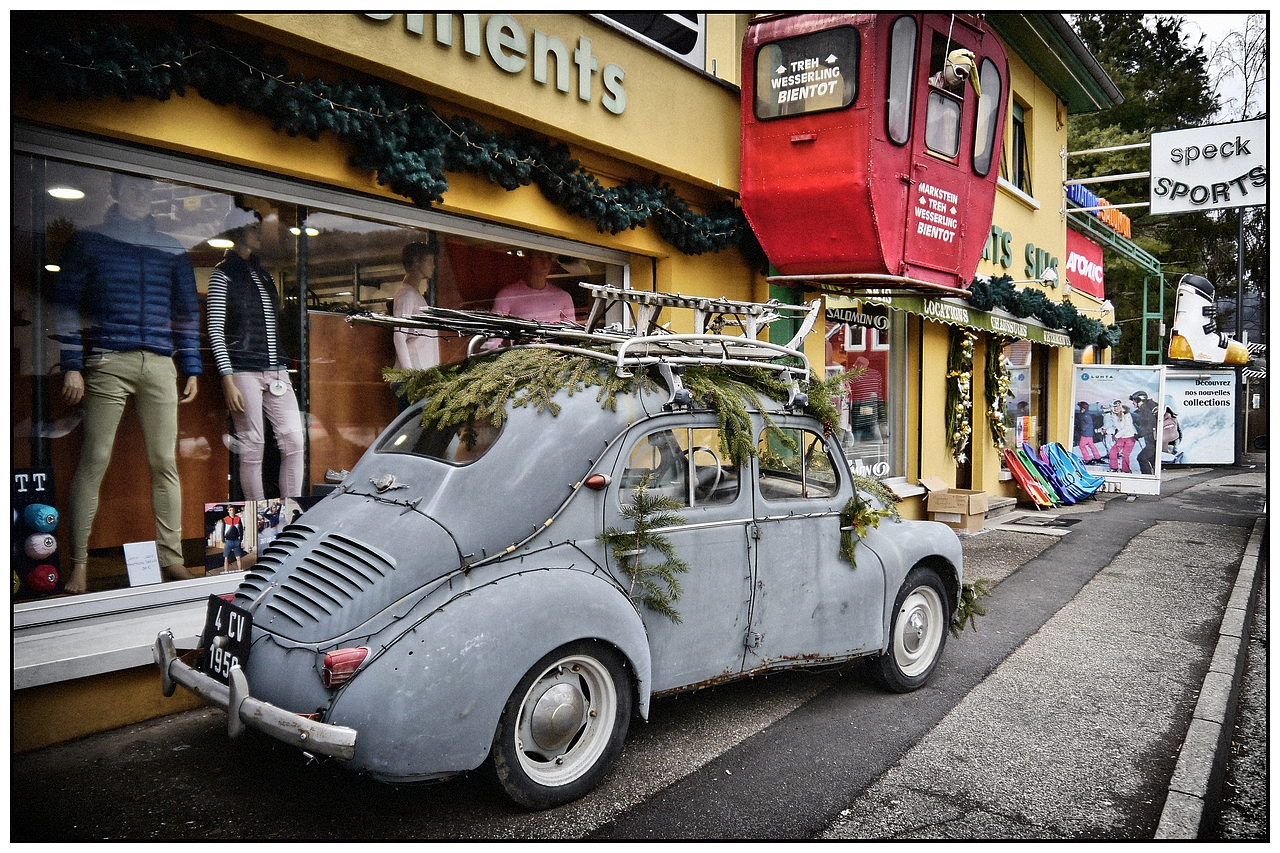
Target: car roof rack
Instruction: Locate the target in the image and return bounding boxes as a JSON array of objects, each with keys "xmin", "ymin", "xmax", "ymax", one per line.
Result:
[{"xmin": 351, "ymin": 283, "xmax": 821, "ymax": 384}]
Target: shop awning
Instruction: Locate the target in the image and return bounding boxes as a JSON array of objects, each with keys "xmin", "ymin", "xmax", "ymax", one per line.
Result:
[{"xmin": 827, "ymin": 294, "xmax": 1074, "ymax": 347}]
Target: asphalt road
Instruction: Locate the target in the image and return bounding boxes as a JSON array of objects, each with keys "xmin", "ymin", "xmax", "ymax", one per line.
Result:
[{"xmin": 11, "ymin": 461, "xmax": 1265, "ymax": 840}]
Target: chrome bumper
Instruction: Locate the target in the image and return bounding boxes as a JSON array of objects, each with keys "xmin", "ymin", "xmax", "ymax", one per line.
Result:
[{"xmin": 154, "ymin": 630, "xmax": 357, "ymax": 762}]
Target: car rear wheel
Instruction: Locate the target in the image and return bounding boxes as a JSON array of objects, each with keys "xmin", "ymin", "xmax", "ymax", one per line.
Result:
[
  {"xmin": 874, "ymin": 564, "xmax": 949, "ymax": 693},
  {"xmin": 491, "ymin": 640, "xmax": 632, "ymax": 809}
]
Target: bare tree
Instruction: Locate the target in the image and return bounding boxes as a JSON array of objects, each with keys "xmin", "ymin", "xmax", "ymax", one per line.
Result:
[{"xmin": 1209, "ymin": 14, "xmax": 1267, "ymax": 120}]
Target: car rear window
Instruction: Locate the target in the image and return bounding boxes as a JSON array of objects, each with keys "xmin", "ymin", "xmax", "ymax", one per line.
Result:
[{"xmin": 378, "ymin": 413, "xmax": 504, "ymax": 465}]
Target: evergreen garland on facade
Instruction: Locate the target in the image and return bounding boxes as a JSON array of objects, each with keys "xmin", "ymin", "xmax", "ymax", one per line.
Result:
[
  {"xmin": 16, "ymin": 16, "xmax": 767, "ymax": 268},
  {"xmin": 967, "ymin": 274, "xmax": 1121, "ymax": 352},
  {"xmin": 945, "ymin": 327, "xmax": 976, "ymax": 463},
  {"xmin": 984, "ymin": 336, "xmax": 1015, "ymax": 450}
]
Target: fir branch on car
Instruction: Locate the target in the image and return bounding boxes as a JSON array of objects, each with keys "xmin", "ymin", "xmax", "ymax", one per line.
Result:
[
  {"xmin": 598, "ymin": 475, "xmax": 689, "ymax": 622},
  {"xmin": 949, "ymin": 577, "xmax": 993, "ymax": 638}
]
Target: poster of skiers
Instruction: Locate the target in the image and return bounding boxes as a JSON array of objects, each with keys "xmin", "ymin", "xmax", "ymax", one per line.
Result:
[
  {"xmin": 1072, "ymin": 365, "xmax": 1165, "ymax": 495},
  {"xmin": 1161, "ymin": 369, "xmax": 1237, "ymax": 465}
]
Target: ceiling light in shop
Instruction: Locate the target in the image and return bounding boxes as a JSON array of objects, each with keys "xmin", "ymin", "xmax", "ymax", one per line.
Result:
[
  {"xmin": 289, "ymin": 227, "xmax": 320, "ymax": 236},
  {"xmin": 47, "ymin": 187, "xmax": 85, "ymax": 200},
  {"xmin": 208, "ymin": 238, "xmax": 235, "ymax": 249}
]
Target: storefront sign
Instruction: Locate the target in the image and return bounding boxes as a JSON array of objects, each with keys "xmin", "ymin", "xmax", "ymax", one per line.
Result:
[
  {"xmin": 982, "ymin": 225, "xmax": 1061, "ymax": 285},
  {"xmin": 866, "ymin": 295, "xmax": 1072, "ymax": 347},
  {"xmin": 363, "ymin": 14, "xmax": 628, "ymax": 115},
  {"xmin": 1072, "ymin": 365, "xmax": 1165, "ymax": 495},
  {"xmin": 1065, "ymin": 229, "xmax": 1105, "ymax": 299},
  {"xmin": 825, "ymin": 302, "xmax": 889, "ymax": 330},
  {"xmin": 1162, "ymin": 369, "xmax": 1237, "ymax": 465},
  {"xmin": 1150, "ymin": 119, "xmax": 1267, "ymax": 214}
]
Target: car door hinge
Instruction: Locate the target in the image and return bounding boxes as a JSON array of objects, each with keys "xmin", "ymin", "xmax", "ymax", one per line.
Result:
[{"xmin": 744, "ymin": 631, "xmax": 762, "ymax": 649}]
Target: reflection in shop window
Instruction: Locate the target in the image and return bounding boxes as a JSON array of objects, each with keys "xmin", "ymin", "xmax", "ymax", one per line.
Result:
[
  {"xmin": 1002, "ymin": 339, "xmax": 1045, "ymax": 447},
  {"xmin": 824, "ymin": 308, "xmax": 901, "ymax": 479},
  {"xmin": 13, "ymin": 149, "xmax": 626, "ymax": 601}
]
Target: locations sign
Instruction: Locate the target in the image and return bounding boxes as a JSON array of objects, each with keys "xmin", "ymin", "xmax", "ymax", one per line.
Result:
[{"xmin": 1150, "ymin": 119, "xmax": 1267, "ymax": 215}]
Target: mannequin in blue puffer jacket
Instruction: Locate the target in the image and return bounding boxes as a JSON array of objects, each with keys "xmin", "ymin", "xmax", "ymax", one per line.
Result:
[{"xmin": 53, "ymin": 173, "xmax": 203, "ymax": 594}]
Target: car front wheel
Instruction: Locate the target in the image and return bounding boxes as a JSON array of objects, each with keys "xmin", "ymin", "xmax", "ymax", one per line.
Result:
[
  {"xmin": 874, "ymin": 564, "xmax": 949, "ymax": 693},
  {"xmin": 491, "ymin": 640, "xmax": 632, "ymax": 809}
]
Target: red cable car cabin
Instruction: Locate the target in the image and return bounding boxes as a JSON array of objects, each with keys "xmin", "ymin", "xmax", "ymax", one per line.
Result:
[{"xmin": 741, "ymin": 14, "xmax": 1009, "ymax": 294}]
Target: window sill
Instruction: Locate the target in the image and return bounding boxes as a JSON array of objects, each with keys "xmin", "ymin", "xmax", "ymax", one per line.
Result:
[{"xmin": 998, "ymin": 177, "xmax": 1040, "ymax": 210}]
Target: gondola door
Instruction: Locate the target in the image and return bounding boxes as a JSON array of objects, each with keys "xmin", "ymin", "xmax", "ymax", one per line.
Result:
[{"xmin": 898, "ymin": 16, "xmax": 1007, "ymax": 289}]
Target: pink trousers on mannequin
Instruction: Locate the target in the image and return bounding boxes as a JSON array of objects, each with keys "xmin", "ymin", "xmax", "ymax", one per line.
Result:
[{"xmin": 230, "ymin": 370, "xmax": 304, "ymax": 500}]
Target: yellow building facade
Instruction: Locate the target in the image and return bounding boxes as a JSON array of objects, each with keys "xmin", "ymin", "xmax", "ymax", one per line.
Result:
[{"xmin": 12, "ymin": 13, "xmax": 1120, "ymax": 749}]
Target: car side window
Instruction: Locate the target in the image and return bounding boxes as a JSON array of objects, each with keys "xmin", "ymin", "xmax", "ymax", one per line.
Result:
[
  {"xmin": 621, "ymin": 427, "xmax": 739, "ymax": 508},
  {"xmin": 758, "ymin": 428, "xmax": 839, "ymax": 501}
]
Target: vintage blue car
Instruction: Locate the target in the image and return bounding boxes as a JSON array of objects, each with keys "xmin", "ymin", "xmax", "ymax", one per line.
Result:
[{"xmin": 156, "ymin": 287, "xmax": 964, "ymax": 809}]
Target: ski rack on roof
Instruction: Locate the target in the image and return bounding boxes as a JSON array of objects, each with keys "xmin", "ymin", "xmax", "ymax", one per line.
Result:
[{"xmin": 350, "ymin": 283, "xmax": 822, "ymax": 408}]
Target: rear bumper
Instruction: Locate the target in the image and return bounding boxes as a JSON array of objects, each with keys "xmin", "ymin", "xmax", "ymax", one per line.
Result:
[{"xmin": 153, "ymin": 630, "xmax": 357, "ymax": 762}]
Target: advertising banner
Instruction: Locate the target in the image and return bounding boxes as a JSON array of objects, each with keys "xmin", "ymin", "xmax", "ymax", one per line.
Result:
[
  {"xmin": 1072, "ymin": 365, "xmax": 1165, "ymax": 495},
  {"xmin": 1065, "ymin": 229, "xmax": 1106, "ymax": 299},
  {"xmin": 1161, "ymin": 369, "xmax": 1237, "ymax": 465},
  {"xmin": 1150, "ymin": 119, "xmax": 1267, "ymax": 215}
]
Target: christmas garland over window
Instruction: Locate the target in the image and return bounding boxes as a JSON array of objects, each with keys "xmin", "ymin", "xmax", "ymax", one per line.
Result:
[
  {"xmin": 945, "ymin": 327, "xmax": 975, "ymax": 464},
  {"xmin": 967, "ymin": 274, "xmax": 1120, "ymax": 352},
  {"xmin": 984, "ymin": 336, "xmax": 1014, "ymax": 450},
  {"xmin": 16, "ymin": 16, "xmax": 767, "ymax": 268}
]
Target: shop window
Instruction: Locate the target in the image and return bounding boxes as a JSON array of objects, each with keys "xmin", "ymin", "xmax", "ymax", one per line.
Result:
[
  {"xmin": 12, "ymin": 136, "xmax": 627, "ymax": 602},
  {"xmin": 596, "ymin": 13, "xmax": 705, "ymax": 69},
  {"xmin": 972, "ymin": 58, "xmax": 1002, "ymax": 177},
  {"xmin": 621, "ymin": 427, "xmax": 740, "ymax": 508},
  {"xmin": 885, "ymin": 16, "xmax": 918, "ymax": 145},
  {"xmin": 1002, "ymin": 339, "xmax": 1046, "ymax": 447},
  {"xmin": 824, "ymin": 309, "xmax": 904, "ymax": 479},
  {"xmin": 1002, "ymin": 101, "xmax": 1033, "ymax": 197},
  {"xmin": 758, "ymin": 428, "xmax": 839, "ymax": 501}
]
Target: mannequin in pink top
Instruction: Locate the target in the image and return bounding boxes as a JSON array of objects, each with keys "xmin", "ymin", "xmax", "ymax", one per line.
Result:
[{"xmin": 491, "ymin": 251, "xmax": 575, "ymax": 323}]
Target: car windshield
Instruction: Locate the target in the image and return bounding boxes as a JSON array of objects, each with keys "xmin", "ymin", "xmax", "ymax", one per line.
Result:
[{"xmin": 377, "ymin": 411, "xmax": 505, "ymax": 465}]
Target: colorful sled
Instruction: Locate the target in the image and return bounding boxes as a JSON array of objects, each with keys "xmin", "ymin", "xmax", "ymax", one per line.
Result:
[
  {"xmin": 1044, "ymin": 442, "xmax": 1106, "ymax": 498},
  {"xmin": 1003, "ymin": 447, "xmax": 1056, "ymax": 508},
  {"xmin": 1023, "ymin": 442, "xmax": 1081, "ymax": 504},
  {"xmin": 1018, "ymin": 444, "xmax": 1073, "ymax": 505}
]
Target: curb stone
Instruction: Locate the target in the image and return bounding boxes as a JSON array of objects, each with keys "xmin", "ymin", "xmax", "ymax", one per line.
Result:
[{"xmin": 1154, "ymin": 515, "xmax": 1267, "ymax": 839}]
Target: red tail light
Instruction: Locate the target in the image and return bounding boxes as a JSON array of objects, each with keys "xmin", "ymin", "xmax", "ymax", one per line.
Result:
[{"xmin": 322, "ymin": 647, "xmax": 369, "ymax": 688}]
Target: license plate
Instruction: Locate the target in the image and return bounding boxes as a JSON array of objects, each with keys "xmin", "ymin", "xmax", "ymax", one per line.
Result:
[{"xmin": 198, "ymin": 595, "xmax": 252, "ymax": 684}]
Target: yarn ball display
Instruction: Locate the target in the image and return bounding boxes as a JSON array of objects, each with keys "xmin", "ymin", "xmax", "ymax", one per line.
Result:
[
  {"xmin": 26, "ymin": 564, "xmax": 59, "ymax": 594},
  {"xmin": 23, "ymin": 503, "xmax": 59, "ymax": 533},
  {"xmin": 24, "ymin": 533, "xmax": 57, "ymax": 561}
]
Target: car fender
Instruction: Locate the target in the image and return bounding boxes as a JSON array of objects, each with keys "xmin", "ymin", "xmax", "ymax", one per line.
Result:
[
  {"xmin": 860, "ymin": 519, "xmax": 964, "ymax": 639},
  {"xmin": 326, "ymin": 563, "xmax": 651, "ymax": 782}
]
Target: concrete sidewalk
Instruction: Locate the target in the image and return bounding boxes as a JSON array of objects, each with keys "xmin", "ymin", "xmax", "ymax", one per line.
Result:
[{"xmin": 823, "ymin": 460, "xmax": 1267, "ymax": 839}]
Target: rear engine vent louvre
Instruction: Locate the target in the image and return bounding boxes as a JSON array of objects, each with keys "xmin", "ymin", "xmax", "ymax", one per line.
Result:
[
  {"xmin": 233, "ymin": 528, "xmax": 398, "ymax": 632},
  {"xmin": 233, "ymin": 524, "xmax": 313, "ymax": 606}
]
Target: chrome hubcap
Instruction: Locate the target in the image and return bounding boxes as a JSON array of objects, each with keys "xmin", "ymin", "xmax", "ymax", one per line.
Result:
[
  {"xmin": 530, "ymin": 680, "xmax": 587, "ymax": 752},
  {"xmin": 903, "ymin": 607, "xmax": 929, "ymax": 654}
]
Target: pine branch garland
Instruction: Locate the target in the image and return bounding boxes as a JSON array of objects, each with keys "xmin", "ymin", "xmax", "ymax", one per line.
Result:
[
  {"xmin": 949, "ymin": 578, "xmax": 993, "ymax": 638},
  {"xmin": 17, "ymin": 16, "xmax": 760, "ymax": 263},
  {"xmin": 598, "ymin": 474, "xmax": 689, "ymax": 622}
]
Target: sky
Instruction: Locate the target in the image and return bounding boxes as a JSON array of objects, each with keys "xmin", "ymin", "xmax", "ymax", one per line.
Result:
[{"xmin": 1176, "ymin": 14, "xmax": 1260, "ymax": 121}]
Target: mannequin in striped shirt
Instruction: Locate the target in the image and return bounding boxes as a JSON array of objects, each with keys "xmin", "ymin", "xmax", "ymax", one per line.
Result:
[{"xmin": 206, "ymin": 213, "xmax": 304, "ymax": 501}]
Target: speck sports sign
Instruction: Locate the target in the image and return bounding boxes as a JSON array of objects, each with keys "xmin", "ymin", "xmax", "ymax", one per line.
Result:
[{"xmin": 1150, "ymin": 119, "xmax": 1267, "ymax": 215}]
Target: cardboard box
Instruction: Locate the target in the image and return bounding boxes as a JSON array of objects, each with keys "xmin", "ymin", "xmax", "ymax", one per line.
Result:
[{"xmin": 921, "ymin": 476, "xmax": 988, "ymax": 533}]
